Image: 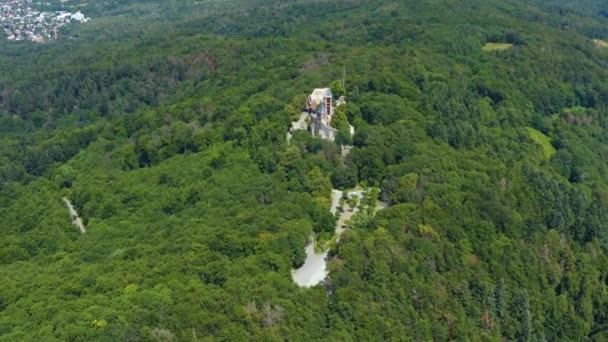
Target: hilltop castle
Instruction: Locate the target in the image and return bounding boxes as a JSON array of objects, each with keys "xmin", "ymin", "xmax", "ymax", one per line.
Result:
[
  {"xmin": 289, "ymin": 87, "xmax": 349, "ymax": 142},
  {"xmin": 306, "ymin": 88, "xmax": 343, "ymax": 141},
  {"xmin": 306, "ymin": 88, "xmax": 333, "ymax": 123}
]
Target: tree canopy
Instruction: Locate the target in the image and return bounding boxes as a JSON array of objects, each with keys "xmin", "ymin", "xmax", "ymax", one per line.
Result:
[{"xmin": 2, "ymin": 0, "xmax": 608, "ymax": 340}]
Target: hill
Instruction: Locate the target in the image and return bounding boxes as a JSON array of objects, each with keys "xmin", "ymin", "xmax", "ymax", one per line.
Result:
[{"xmin": 2, "ymin": 0, "xmax": 608, "ymax": 340}]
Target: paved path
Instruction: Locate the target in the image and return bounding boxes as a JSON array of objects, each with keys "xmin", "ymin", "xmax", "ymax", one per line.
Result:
[
  {"xmin": 330, "ymin": 189, "xmax": 342, "ymax": 215},
  {"xmin": 292, "ymin": 189, "xmax": 365, "ymax": 287},
  {"xmin": 292, "ymin": 112, "xmax": 309, "ymax": 131},
  {"xmin": 291, "ymin": 242, "xmax": 329, "ymax": 287}
]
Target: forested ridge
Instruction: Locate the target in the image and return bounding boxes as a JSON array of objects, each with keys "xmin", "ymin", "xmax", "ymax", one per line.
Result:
[{"xmin": 2, "ymin": 0, "xmax": 608, "ymax": 340}]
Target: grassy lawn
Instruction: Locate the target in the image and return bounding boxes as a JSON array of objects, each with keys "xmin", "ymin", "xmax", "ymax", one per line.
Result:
[
  {"xmin": 526, "ymin": 127, "xmax": 556, "ymax": 161},
  {"xmin": 482, "ymin": 42, "xmax": 514, "ymax": 51}
]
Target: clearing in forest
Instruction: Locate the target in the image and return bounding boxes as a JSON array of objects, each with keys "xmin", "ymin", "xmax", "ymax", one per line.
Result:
[
  {"xmin": 526, "ymin": 127, "xmax": 556, "ymax": 161},
  {"xmin": 63, "ymin": 197, "xmax": 86, "ymax": 234},
  {"xmin": 482, "ymin": 42, "xmax": 513, "ymax": 51},
  {"xmin": 593, "ymin": 39, "xmax": 608, "ymax": 48}
]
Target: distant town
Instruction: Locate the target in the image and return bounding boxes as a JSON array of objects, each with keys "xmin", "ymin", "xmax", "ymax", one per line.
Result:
[{"xmin": 0, "ymin": 0, "xmax": 90, "ymax": 42}]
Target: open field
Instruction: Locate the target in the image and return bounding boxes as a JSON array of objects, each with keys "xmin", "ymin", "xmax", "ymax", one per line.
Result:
[
  {"xmin": 526, "ymin": 127, "xmax": 556, "ymax": 160},
  {"xmin": 482, "ymin": 42, "xmax": 513, "ymax": 51}
]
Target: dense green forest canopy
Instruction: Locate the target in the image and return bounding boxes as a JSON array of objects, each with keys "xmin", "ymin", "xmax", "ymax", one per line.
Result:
[{"xmin": 2, "ymin": 0, "xmax": 608, "ymax": 340}]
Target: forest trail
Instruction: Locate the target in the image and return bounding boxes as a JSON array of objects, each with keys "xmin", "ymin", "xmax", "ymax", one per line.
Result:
[
  {"xmin": 330, "ymin": 189, "xmax": 342, "ymax": 215},
  {"xmin": 335, "ymin": 190, "xmax": 365, "ymax": 240},
  {"xmin": 335, "ymin": 201, "xmax": 358, "ymax": 240},
  {"xmin": 63, "ymin": 197, "xmax": 86, "ymax": 234}
]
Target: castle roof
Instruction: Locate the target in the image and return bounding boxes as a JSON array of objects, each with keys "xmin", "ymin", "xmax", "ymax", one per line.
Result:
[
  {"xmin": 308, "ymin": 88, "xmax": 332, "ymax": 113},
  {"xmin": 310, "ymin": 88, "xmax": 332, "ymax": 104}
]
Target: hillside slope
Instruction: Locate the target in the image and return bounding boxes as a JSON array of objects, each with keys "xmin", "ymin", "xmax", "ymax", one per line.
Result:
[{"xmin": 2, "ymin": 0, "xmax": 608, "ymax": 340}]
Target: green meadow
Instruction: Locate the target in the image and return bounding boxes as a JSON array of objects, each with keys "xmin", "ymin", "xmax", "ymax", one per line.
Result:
[
  {"xmin": 482, "ymin": 42, "xmax": 514, "ymax": 51},
  {"xmin": 526, "ymin": 127, "xmax": 556, "ymax": 160}
]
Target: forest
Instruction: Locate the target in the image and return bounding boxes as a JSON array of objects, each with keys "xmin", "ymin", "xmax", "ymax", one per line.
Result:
[{"xmin": 2, "ymin": 0, "xmax": 608, "ymax": 340}]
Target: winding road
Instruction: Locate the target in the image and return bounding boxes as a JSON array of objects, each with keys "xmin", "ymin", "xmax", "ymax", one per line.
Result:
[{"xmin": 292, "ymin": 189, "xmax": 363, "ymax": 288}]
